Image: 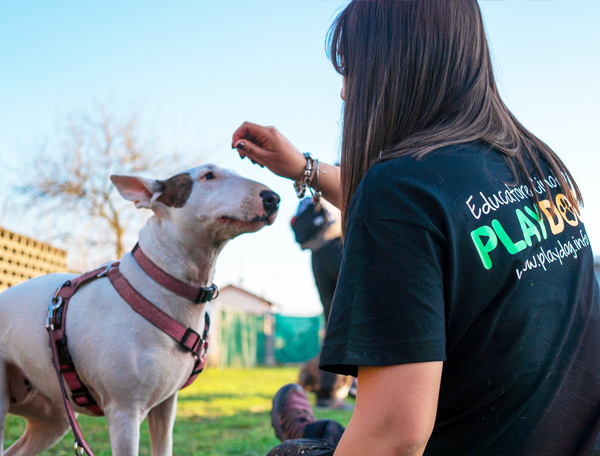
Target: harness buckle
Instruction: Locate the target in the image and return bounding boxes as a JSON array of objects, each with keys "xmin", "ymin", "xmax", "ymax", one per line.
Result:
[
  {"xmin": 180, "ymin": 328, "xmax": 203, "ymax": 356},
  {"xmin": 53, "ymin": 280, "xmax": 68, "ymax": 301},
  {"xmin": 194, "ymin": 284, "xmax": 219, "ymax": 303},
  {"xmin": 71, "ymin": 387, "xmax": 97, "ymax": 408},
  {"xmin": 96, "ymin": 263, "xmax": 115, "ymax": 278}
]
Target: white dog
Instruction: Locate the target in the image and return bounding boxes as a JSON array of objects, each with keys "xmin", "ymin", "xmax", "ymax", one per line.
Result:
[{"xmin": 0, "ymin": 164, "xmax": 279, "ymax": 456}]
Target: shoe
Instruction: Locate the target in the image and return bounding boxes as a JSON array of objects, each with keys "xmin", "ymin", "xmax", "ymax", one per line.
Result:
[
  {"xmin": 267, "ymin": 439, "xmax": 338, "ymax": 456},
  {"xmin": 271, "ymin": 383, "xmax": 315, "ymax": 442}
]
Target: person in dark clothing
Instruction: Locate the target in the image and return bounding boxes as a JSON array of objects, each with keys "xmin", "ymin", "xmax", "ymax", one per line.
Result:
[
  {"xmin": 310, "ymin": 237, "xmax": 342, "ymax": 324},
  {"xmin": 292, "ymin": 198, "xmax": 352, "ymax": 409},
  {"xmin": 291, "ymin": 197, "xmax": 343, "ymax": 325},
  {"xmin": 231, "ymin": 0, "xmax": 600, "ymax": 454}
]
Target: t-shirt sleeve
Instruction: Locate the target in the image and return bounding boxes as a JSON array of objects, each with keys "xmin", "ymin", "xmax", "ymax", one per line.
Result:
[{"xmin": 319, "ymin": 215, "xmax": 447, "ymax": 377}]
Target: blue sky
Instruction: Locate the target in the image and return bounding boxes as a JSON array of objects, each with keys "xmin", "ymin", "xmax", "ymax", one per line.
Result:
[{"xmin": 1, "ymin": 1, "xmax": 599, "ymax": 315}]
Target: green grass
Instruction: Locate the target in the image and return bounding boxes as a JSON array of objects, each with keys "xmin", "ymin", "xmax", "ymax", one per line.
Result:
[{"xmin": 4, "ymin": 367, "xmax": 353, "ymax": 455}]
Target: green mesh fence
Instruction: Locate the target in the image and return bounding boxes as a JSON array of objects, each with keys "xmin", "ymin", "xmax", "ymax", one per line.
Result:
[
  {"xmin": 219, "ymin": 310, "xmax": 264, "ymax": 367},
  {"xmin": 274, "ymin": 315, "xmax": 322, "ymax": 363},
  {"xmin": 217, "ymin": 310, "xmax": 322, "ymax": 367}
]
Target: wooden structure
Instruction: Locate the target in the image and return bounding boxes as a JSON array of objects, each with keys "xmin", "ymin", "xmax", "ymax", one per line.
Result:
[{"xmin": 0, "ymin": 226, "xmax": 67, "ymax": 292}]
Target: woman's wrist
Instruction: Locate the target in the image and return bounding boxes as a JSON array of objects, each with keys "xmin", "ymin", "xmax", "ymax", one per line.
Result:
[{"xmin": 288, "ymin": 151, "xmax": 309, "ymax": 182}]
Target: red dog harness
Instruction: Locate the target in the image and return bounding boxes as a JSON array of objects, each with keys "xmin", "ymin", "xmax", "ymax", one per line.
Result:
[{"xmin": 46, "ymin": 243, "xmax": 218, "ymax": 456}]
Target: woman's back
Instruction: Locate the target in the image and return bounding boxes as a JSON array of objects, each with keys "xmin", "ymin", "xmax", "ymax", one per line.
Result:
[{"xmin": 321, "ymin": 141, "xmax": 600, "ymax": 455}]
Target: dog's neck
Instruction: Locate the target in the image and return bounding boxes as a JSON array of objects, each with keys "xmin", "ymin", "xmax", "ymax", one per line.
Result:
[
  {"xmin": 115, "ymin": 216, "xmax": 224, "ymax": 331},
  {"xmin": 136, "ymin": 217, "xmax": 225, "ymax": 288}
]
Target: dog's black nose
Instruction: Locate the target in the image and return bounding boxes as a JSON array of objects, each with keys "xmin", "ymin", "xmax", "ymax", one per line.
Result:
[{"xmin": 260, "ymin": 190, "xmax": 280, "ymax": 215}]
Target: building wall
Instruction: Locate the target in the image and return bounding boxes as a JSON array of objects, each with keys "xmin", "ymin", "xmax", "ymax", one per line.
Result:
[
  {"xmin": 0, "ymin": 226, "xmax": 67, "ymax": 292},
  {"xmin": 204, "ymin": 286, "xmax": 275, "ymax": 368}
]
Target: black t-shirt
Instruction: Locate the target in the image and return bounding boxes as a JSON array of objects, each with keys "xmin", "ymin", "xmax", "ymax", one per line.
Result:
[{"xmin": 320, "ymin": 142, "xmax": 600, "ymax": 456}]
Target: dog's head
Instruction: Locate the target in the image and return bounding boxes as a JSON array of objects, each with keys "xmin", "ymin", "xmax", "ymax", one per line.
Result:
[{"xmin": 110, "ymin": 164, "xmax": 279, "ymax": 243}]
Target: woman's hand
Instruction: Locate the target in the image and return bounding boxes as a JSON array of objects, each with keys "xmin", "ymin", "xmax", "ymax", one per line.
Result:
[
  {"xmin": 231, "ymin": 121, "xmax": 343, "ymax": 208},
  {"xmin": 231, "ymin": 122, "xmax": 307, "ymax": 181}
]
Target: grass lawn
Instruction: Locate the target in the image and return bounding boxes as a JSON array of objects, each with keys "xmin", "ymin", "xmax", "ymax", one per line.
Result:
[{"xmin": 4, "ymin": 367, "xmax": 353, "ymax": 455}]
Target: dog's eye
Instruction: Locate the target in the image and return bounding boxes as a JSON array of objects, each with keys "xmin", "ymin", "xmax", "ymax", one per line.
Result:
[{"xmin": 203, "ymin": 172, "xmax": 215, "ymax": 180}]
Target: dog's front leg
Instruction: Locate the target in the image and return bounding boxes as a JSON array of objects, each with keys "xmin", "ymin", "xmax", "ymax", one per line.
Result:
[
  {"xmin": 106, "ymin": 408, "xmax": 143, "ymax": 456},
  {"xmin": 147, "ymin": 393, "xmax": 178, "ymax": 456}
]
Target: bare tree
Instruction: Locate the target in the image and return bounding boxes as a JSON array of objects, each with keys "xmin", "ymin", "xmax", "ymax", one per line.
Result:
[{"xmin": 18, "ymin": 103, "xmax": 189, "ymax": 264}]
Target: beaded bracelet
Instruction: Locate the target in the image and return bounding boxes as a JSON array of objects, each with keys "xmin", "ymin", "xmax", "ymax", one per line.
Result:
[{"xmin": 293, "ymin": 153, "xmax": 322, "ymax": 202}]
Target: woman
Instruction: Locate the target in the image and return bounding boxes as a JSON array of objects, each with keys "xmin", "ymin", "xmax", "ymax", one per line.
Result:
[{"xmin": 232, "ymin": 1, "xmax": 600, "ymax": 455}]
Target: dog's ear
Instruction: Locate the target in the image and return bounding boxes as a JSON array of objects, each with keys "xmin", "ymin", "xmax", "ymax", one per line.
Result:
[{"xmin": 110, "ymin": 175, "xmax": 165, "ymax": 209}]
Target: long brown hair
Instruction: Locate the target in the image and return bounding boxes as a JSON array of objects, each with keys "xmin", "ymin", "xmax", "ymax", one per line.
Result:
[{"xmin": 328, "ymin": 0, "xmax": 582, "ymax": 233}]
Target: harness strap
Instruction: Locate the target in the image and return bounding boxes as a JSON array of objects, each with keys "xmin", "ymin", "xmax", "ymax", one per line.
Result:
[
  {"xmin": 47, "ymin": 266, "xmax": 107, "ymax": 456},
  {"xmin": 49, "ymin": 267, "xmax": 105, "ymax": 416},
  {"xmin": 49, "ymin": 333, "xmax": 96, "ymax": 456},
  {"xmin": 107, "ymin": 266, "xmax": 210, "ymax": 372},
  {"xmin": 132, "ymin": 243, "xmax": 219, "ymax": 303}
]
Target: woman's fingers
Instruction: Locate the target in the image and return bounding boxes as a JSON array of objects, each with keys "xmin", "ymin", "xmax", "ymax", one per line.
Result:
[
  {"xmin": 234, "ymin": 140, "xmax": 267, "ymax": 164},
  {"xmin": 232, "ymin": 121, "xmax": 273, "ymax": 149},
  {"xmin": 232, "ymin": 121, "xmax": 275, "ymax": 163},
  {"xmin": 231, "ymin": 122, "xmax": 253, "ymax": 146}
]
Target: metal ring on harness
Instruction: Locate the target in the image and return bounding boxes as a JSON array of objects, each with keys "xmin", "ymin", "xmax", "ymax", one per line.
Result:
[
  {"xmin": 46, "ymin": 279, "xmax": 72, "ymax": 330},
  {"xmin": 96, "ymin": 263, "xmax": 115, "ymax": 278},
  {"xmin": 74, "ymin": 440, "xmax": 84, "ymax": 455},
  {"xmin": 46, "ymin": 296, "xmax": 63, "ymax": 330}
]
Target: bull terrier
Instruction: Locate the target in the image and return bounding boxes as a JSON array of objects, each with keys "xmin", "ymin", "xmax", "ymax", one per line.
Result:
[{"xmin": 0, "ymin": 164, "xmax": 280, "ymax": 456}]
